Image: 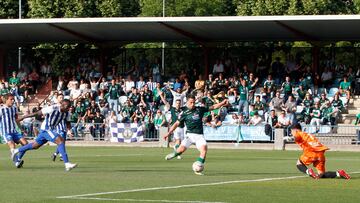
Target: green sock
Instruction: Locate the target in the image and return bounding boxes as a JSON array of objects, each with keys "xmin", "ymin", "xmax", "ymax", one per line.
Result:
[
  {"xmin": 174, "ymin": 144, "xmax": 180, "ymax": 149},
  {"xmin": 196, "ymin": 157, "xmax": 205, "ymax": 164},
  {"xmin": 174, "ymin": 151, "xmax": 182, "ymax": 157}
]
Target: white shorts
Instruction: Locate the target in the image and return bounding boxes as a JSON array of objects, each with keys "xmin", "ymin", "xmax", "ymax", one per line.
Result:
[
  {"xmin": 181, "ymin": 133, "xmax": 207, "ymax": 150},
  {"xmin": 173, "ymin": 127, "xmax": 184, "ymax": 140}
]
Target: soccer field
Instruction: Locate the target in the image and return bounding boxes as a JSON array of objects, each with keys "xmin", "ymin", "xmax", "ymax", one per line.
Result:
[{"xmin": 0, "ymin": 145, "xmax": 360, "ymax": 203}]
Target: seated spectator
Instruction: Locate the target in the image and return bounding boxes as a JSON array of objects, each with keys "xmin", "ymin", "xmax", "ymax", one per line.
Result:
[
  {"xmin": 253, "ymin": 95, "xmax": 265, "ymax": 112},
  {"xmin": 263, "ymin": 74, "xmax": 275, "ymax": 98},
  {"xmin": 205, "ymin": 111, "xmax": 222, "ymax": 128},
  {"xmin": 248, "ymin": 111, "xmax": 262, "ymax": 126},
  {"xmin": 136, "ymin": 76, "xmax": 146, "ymax": 90},
  {"xmin": 90, "ymin": 111, "xmax": 105, "ymax": 140},
  {"xmin": 310, "ymin": 102, "xmax": 322, "ymax": 131},
  {"xmin": 0, "ymin": 82, "xmax": 10, "ymax": 96},
  {"xmin": 266, "ymin": 110, "xmax": 280, "ymax": 128},
  {"xmin": 332, "ymin": 93, "xmax": 343, "ymax": 109},
  {"xmin": 278, "ymin": 110, "xmax": 291, "ymax": 128},
  {"xmin": 296, "ymin": 84, "xmax": 307, "ymax": 105},
  {"xmin": 153, "ymin": 109, "xmax": 166, "ymax": 130},
  {"xmin": 121, "ymin": 100, "xmax": 135, "ymax": 123},
  {"xmin": 282, "ymin": 95, "xmax": 296, "ymax": 114},
  {"xmin": 321, "ymin": 101, "xmax": 338, "ymax": 126},
  {"xmin": 319, "ymin": 93, "xmax": 329, "ymax": 108},
  {"xmin": 269, "ymin": 91, "xmax": 283, "ymax": 112},
  {"xmin": 339, "ymin": 75, "xmax": 351, "ymax": 101}
]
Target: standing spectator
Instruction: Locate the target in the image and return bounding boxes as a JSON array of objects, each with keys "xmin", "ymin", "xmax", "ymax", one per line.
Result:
[
  {"xmin": 263, "ymin": 74, "xmax": 275, "ymax": 99},
  {"xmin": 281, "ymin": 76, "xmax": 292, "ymax": 103},
  {"xmin": 152, "ymin": 57, "xmax": 161, "ymax": 83},
  {"xmin": 237, "ymin": 79, "xmax": 249, "ymax": 117},
  {"xmin": 194, "ymin": 75, "xmax": 205, "ymax": 91},
  {"xmin": 28, "ymin": 69, "xmax": 40, "ymax": 93},
  {"xmin": 107, "ymin": 79, "xmax": 121, "ymax": 113},
  {"xmin": 17, "ymin": 68, "xmax": 27, "ymax": 82},
  {"xmin": 213, "ymin": 59, "xmax": 224, "ymax": 76},
  {"xmin": 271, "ymin": 57, "xmax": 284, "ymax": 85},
  {"xmin": 169, "ymin": 86, "xmax": 188, "ymax": 107},
  {"xmin": 124, "ymin": 75, "xmax": 135, "ymax": 93},
  {"xmin": 296, "ymin": 85, "xmax": 307, "ymax": 105},
  {"xmin": 321, "ymin": 67, "xmax": 333, "ymax": 88},
  {"xmin": 146, "ymin": 77, "xmax": 157, "ymax": 91},
  {"xmin": 136, "ymin": 76, "xmax": 146, "ymax": 90},
  {"xmin": 67, "ymin": 76, "xmax": 79, "ymax": 92},
  {"xmin": 8, "ymin": 71, "xmax": 20, "ymax": 100},
  {"xmin": 99, "ymin": 77, "xmax": 109, "ymax": 92}
]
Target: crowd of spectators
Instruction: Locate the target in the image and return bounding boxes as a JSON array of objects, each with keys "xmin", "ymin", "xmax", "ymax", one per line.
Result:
[{"xmin": 1, "ymin": 53, "xmax": 360, "ymax": 141}]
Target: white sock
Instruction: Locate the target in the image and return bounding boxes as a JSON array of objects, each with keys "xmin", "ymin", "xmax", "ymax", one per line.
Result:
[{"xmin": 336, "ymin": 171, "xmax": 340, "ymax": 177}]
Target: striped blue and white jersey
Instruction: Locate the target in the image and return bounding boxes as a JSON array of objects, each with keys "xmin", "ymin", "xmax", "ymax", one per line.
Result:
[
  {"xmin": 55, "ymin": 112, "xmax": 70, "ymax": 133},
  {"xmin": 0, "ymin": 105, "xmax": 18, "ymax": 135},
  {"xmin": 40, "ymin": 104, "xmax": 69, "ymax": 131}
]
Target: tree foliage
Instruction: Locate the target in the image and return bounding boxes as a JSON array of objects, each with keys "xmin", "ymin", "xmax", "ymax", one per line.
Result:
[
  {"xmin": 140, "ymin": 0, "xmax": 235, "ymax": 17},
  {"xmin": 0, "ymin": 0, "xmax": 20, "ymax": 19},
  {"xmin": 235, "ymin": 0, "xmax": 357, "ymax": 16},
  {"xmin": 27, "ymin": 0, "xmax": 140, "ymax": 18}
]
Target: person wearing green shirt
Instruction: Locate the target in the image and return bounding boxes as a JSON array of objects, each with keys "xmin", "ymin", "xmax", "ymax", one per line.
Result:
[
  {"xmin": 339, "ymin": 76, "xmax": 351, "ymax": 101},
  {"xmin": 9, "ymin": 71, "xmax": 21, "ymax": 100},
  {"xmin": 237, "ymin": 79, "xmax": 249, "ymax": 117},
  {"xmin": 296, "ymin": 85, "xmax": 307, "ymax": 105},
  {"xmin": 321, "ymin": 101, "xmax": 337, "ymax": 126},
  {"xmin": 0, "ymin": 83, "xmax": 9, "ymax": 96},
  {"xmin": 310, "ymin": 102, "xmax": 322, "ymax": 131},
  {"xmin": 331, "ymin": 94, "xmax": 343, "ymax": 111},
  {"xmin": 281, "ymin": 76, "xmax": 292, "ymax": 102},
  {"xmin": 164, "ymin": 94, "xmax": 228, "ymax": 175},
  {"xmin": 355, "ymin": 113, "xmax": 360, "ymax": 125},
  {"xmin": 159, "ymin": 91, "xmax": 184, "ymax": 158},
  {"xmin": 106, "ymin": 79, "xmax": 121, "ymax": 113}
]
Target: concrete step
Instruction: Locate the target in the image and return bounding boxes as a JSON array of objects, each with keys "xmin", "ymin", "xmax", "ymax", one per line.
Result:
[{"xmin": 347, "ymin": 109, "xmax": 360, "ymax": 114}]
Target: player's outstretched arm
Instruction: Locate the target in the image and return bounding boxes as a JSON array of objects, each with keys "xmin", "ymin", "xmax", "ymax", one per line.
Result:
[
  {"xmin": 164, "ymin": 121, "xmax": 180, "ymax": 140},
  {"xmin": 17, "ymin": 110, "xmax": 42, "ymax": 122},
  {"xmin": 209, "ymin": 99, "xmax": 228, "ymax": 110}
]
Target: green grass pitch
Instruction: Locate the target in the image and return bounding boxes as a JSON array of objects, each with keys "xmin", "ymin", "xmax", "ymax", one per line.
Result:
[{"xmin": 0, "ymin": 144, "xmax": 360, "ymax": 203}]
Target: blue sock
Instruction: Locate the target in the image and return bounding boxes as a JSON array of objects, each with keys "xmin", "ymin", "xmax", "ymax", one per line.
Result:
[
  {"xmin": 17, "ymin": 143, "xmax": 33, "ymax": 161},
  {"xmin": 57, "ymin": 143, "xmax": 69, "ymax": 163}
]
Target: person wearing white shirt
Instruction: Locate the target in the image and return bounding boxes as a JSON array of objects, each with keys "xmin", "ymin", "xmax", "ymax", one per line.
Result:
[
  {"xmin": 169, "ymin": 87, "xmax": 188, "ymax": 107},
  {"xmin": 136, "ymin": 76, "xmax": 146, "ymax": 90},
  {"xmin": 125, "ymin": 76, "xmax": 135, "ymax": 93},
  {"xmin": 67, "ymin": 76, "xmax": 78, "ymax": 91},
  {"xmin": 212, "ymin": 59, "xmax": 224, "ymax": 75},
  {"xmin": 248, "ymin": 112, "xmax": 262, "ymax": 126}
]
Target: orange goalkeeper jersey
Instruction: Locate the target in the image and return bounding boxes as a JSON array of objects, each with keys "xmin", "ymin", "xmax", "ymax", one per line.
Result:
[{"xmin": 293, "ymin": 131, "xmax": 329, "ymax": 152}]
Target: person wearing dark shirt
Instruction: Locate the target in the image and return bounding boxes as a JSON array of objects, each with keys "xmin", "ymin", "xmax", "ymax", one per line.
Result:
[{"xmin": 90, "ymin": 111, "xmax": 105, "ymax": 140}]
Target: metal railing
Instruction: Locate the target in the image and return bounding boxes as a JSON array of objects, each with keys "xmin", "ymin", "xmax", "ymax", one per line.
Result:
[{"xmin": 287, "ymin": 124, "xmax": 360, "ymax": 145}]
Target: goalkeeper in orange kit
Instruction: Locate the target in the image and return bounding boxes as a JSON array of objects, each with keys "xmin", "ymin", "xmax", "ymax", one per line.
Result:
[{"xmin": 290, "ymin": 124, "xmax": 350, "ymax": 179}]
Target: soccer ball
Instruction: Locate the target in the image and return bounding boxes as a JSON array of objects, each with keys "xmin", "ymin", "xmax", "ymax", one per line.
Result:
[{"xmin": 192, "ymin": 161, "xmax": 204, "ymax": 173}]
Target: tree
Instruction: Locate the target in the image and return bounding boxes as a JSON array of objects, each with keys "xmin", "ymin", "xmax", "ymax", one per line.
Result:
[
  {"xmin": 0, "ymin": 0, "xmax": 20, "ymax": 19},
  {"xmin": 140, "ymin": 0, "xmax": 237, "ymax": 17}
]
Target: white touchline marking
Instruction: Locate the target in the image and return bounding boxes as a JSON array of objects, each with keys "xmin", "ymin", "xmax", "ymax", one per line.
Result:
[
  {"xmin": 67, "ymin": 197, "xmax": 226, "ymax": 203},
  {"xmin": 57, "ymin": 171, "xmax": 360, "ymax": 200},
  {"xmin": 56, "ymin": 175, "xmax": 305, "ymax": 199}
]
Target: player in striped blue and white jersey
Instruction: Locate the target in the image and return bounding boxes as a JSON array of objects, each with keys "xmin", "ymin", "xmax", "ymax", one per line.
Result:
[
  {"xmin": 0, "ymin": 94, "xmax": 28, "ymax": 168},
  {"xmin": 13, "ymin": 99, "xmax": 77, "ymax": 171},
  {"xmin": 51, "ymin": 93, "xmax": 69, "ymax": 161}
]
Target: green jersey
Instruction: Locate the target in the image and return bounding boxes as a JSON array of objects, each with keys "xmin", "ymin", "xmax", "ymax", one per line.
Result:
[
  {"xmin": 319, "ymin": 98, "xmax": 329, "ymax": 107},
  {"xmin": 238, "ymin": 85, "xmax": 248, "ymax": 101},
  {"xmin": 108, "ymin": 84, "xmax": 120, "ymax": 100},
  {"xmin": 322, "ymin": 106, "xmax": 334, "ymax": 119},
  {"xmin": 0, "ymin": 88, "xmax": 9, "ymax": 96},
  {"xmin": 9, "ymin": 77, "xmax": 20, "ymax": 86},
  {"xmin": 170, "ymin": 106, "xmax": 184, "ymax": 128},
  {"xmin": 297, "ymin": 89, "xmax": 307, "ymax": 100},
  {"xmin": 311, "ymin": 108, "xmax": 322, "ymax": 119},
  {"xmin": 302, "ymin": 99, "xmax": 313, "ymax": 108},
  {"xmin": 332, "ymin": 99, "xmax": 343, "ymax": 109},
  {"xmin": 340, "ymin": 81, "xmax": 351, "ymax": 90},
  {"xmin": 282, "ymin": 82, "xmax": 292, "ymax": 93},
  {"xmin": 178, "ymin": 106, "xmax": 209, "ymax": 134},
  {"xmin": 254, "ymin": 101, "xmax": 264, "ymax": 110}
]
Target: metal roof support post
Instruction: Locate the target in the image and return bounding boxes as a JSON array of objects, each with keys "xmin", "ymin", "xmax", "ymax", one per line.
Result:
[
  {"xmin": 203, "ymin": 47, "xmax": 209, "ymax": 77},
  {"xmin": 0, "ymin": 48, "xmax": 4, "ymax": 77},
  {"xmin": 312, "ymin": 46, "xmax": 319, "ymax": 74}
]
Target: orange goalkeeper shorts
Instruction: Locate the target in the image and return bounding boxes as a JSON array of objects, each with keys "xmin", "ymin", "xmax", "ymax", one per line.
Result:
[{"xmin": 300, "ymin": 151, "xmax": 326, "ymax": 174}]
